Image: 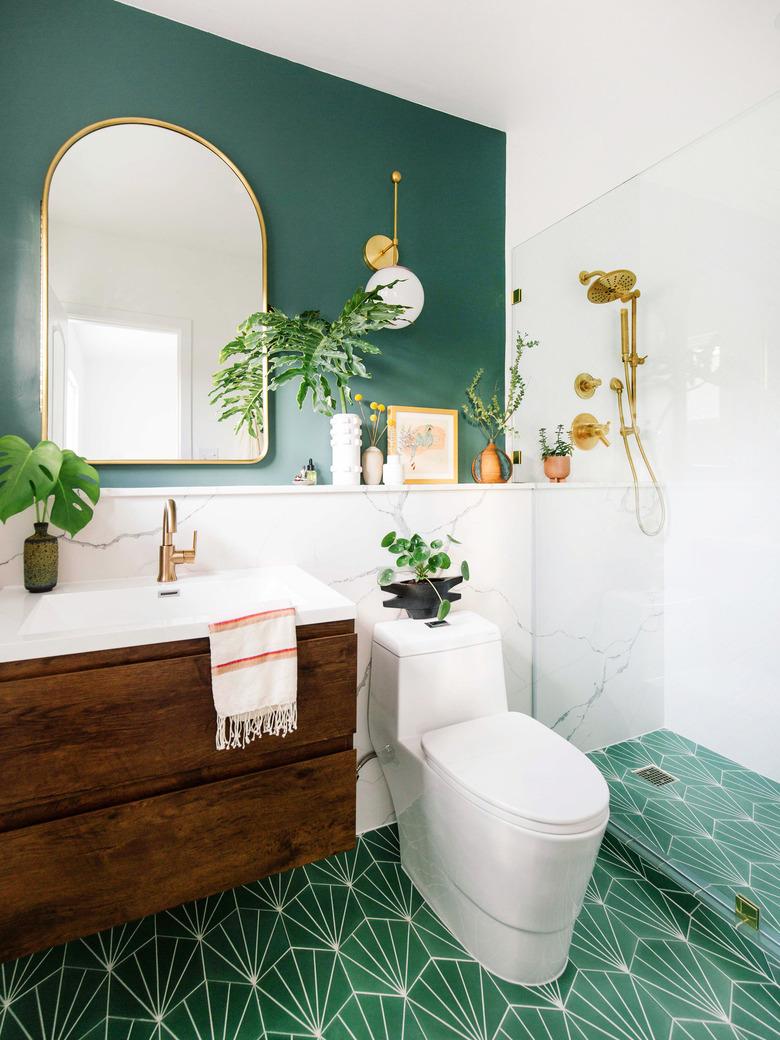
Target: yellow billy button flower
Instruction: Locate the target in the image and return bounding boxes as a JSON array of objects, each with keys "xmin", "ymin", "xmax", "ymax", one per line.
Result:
[
  {"xmin": 370, "ymin": 414, "xmax": 378, "ymax": 422},
  {"xmin": 378, "ymin": 404, "xmax": 386, "ymax": 412},
  {"xmin": 354, "ymin": 393, "xmax": 363, "ymax": 401},
  {"xmin": 370, "ymin": 401, "xmax": 379, "ymax": 409}
]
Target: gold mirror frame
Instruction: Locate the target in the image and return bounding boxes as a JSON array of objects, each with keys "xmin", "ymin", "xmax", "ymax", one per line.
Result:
[{"xmin": 40, "ymin": 117, "xmax": 269, "ymax": 465}]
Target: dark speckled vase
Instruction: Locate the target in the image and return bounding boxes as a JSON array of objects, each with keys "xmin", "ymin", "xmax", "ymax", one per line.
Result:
[{"xmin": 24, "ymin": 522, "xmax": 58, "ymax": 593}]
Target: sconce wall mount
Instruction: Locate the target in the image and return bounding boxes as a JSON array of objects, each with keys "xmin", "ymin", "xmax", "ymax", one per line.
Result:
[{"xmin": 364, "ymin": 170, "xmax": 402, "ymax": 271}]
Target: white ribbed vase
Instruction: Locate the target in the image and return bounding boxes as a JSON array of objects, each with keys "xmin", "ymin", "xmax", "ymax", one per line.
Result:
[{"xmin": 330, "ymin": 413, "xmax": 362, "ymax": 486}]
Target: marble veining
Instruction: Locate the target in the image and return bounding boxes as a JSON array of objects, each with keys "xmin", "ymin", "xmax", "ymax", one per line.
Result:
[{"xmin": 532, "ymin": 485, "xmax": 665, "ymax": 753}]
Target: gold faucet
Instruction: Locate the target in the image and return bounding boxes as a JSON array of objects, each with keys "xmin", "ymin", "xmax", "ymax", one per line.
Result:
[{"xmin": 157, "ymin": 499, "xmax": 197, "ymax": 583}]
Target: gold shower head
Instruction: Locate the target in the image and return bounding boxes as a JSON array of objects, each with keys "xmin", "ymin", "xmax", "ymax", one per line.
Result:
[{"xmin": 579, "ymin": 269, "xmax": 638, "ymax": 303}]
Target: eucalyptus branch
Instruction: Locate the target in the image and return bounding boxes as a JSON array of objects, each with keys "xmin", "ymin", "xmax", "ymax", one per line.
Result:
[{"xmin": 461, "ymin": 331, "xmax": 538, "ymax": 442}]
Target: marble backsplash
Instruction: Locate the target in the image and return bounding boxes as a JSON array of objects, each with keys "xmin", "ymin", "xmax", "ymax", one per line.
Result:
[{"xmin": 0, "ymin": 483, "xmax": 663, "ymax": 831}]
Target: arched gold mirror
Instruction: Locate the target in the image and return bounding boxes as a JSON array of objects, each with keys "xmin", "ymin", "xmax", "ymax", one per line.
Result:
[{"xmin": 41, "ymin": 118, "xmax": 268, "ymax": 464}]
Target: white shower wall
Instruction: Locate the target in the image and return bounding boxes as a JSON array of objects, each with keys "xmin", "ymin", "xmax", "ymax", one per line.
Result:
[{"xmin": 512, "ymin": 92, "xmax": 780, "ymax": 781}]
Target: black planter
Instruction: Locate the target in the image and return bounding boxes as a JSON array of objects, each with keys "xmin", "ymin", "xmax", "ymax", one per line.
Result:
[{"xmin": 380, "ymin": 575, "xmax": 463, "ymax": 620}]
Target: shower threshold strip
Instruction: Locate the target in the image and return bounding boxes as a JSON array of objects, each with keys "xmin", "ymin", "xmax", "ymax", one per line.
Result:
[{"xmin": 588, "ymin": 727, "xmax": 780, "ymax": 962}]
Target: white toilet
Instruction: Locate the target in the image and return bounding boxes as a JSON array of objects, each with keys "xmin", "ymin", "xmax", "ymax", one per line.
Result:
[{"xmin": 368, "ymin": 611, "xmax": 610, "ymax": 986}]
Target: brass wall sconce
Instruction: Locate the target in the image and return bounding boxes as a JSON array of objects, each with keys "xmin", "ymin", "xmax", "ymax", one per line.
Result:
[
  {"xmin": 364, "ymin": 170, "xmax": 424, "ymax": 328},
  {"xmin": 574, "ymin": 372, "xmax": 602, "ymax": 399},
  {"xmin": 571, "ymin": 412, "xmax": 611, "ymax": 451}
]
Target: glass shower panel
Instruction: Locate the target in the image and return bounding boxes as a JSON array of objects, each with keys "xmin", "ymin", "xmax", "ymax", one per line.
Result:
[{"xmin": 513, "ymin": 91, "xmax": 780, "ymax": 955}]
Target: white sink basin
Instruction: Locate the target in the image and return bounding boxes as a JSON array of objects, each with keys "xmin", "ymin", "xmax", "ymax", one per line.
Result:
[{"xmin": 0, "ymin": 566, "xmax": 355, "ymax": 662}]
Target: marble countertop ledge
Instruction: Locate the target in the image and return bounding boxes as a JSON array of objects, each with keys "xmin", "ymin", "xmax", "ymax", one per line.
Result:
[{"xmin": 99, "ymin": 481, "xmax": 649, "ymax": 498}]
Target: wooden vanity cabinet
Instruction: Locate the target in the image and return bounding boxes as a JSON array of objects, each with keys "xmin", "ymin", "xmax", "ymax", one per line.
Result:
[{"xmin": 0, "ymin": 618, "xmax": 357, "ymax": 963}]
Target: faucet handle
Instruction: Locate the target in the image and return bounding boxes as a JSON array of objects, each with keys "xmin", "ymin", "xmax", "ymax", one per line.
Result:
[
  {"xmin": 574, "ymin": 372, "xmax": 602, "ymax": 399},
  {"xmin": 179, "ymin": 530, "xmax": 197, "ymax": 562}
]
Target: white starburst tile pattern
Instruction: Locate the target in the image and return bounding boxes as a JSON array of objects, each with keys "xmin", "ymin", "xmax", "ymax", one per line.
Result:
[{"xmin": 1, "ymin": 826, "xmax": 778, "ymax": 1039}]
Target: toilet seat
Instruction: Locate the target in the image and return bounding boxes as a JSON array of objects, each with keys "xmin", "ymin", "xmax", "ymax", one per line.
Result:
[{"xmin": 421, "ymin": 712, "xmax": 610, "ymax": 835}]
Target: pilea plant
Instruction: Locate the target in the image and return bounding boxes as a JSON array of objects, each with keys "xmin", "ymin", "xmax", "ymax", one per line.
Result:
[
  {"xmin": 538, "ymin": 424, "xmax": 573, "ymax": 459},
  {"xmin": 377, "ymin": 531, "xmax": 470, "ymax": 621}
]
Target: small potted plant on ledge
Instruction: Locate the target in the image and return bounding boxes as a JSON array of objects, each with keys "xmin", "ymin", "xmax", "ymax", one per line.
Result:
[
  {"xmin": 0, "ymin": 436, "xmax": 100, "ymax": 592},
  {"xmin": 539, "ymin": 424, "xmax": 573, "ymax": 482},
  {"xmin": 377, "ymin": 531, "xmax": 470, "ymax": 621},
  {"xmin": 462, "ymin": 331, "xmax": 538, "ymax": 483}
]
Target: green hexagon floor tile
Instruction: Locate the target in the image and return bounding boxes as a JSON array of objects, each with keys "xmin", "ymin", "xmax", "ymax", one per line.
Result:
[
  {"xmin": 590, "ymin": 728, "xmax": 780, "ymax": 961},
  {"xmin": 1, "ymin": 824, "xmax": 779, "ymax": 1038}
]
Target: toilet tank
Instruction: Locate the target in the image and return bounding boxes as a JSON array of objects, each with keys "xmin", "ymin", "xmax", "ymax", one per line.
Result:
[{"xmin": 369, "ymin": 612, "xmax": 507, "ymax": 746}]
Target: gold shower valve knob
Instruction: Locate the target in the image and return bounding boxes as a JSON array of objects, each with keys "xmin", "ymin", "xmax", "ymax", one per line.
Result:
[
  {"xmin": 571, "ymin": 412, "xmax": 611, "ymax": 450},
  {"xmin": 574, "ymin": 372, "xmax": 602, "ymax": 399}
]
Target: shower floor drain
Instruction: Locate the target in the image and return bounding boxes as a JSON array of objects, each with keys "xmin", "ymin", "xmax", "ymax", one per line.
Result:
[{"xmin": 633, "ymin": 765, "xmax": 678, "ymax": 787}]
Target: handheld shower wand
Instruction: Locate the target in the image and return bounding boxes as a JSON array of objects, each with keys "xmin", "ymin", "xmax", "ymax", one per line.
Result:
[{"xmin": 579, "ymin": 270, "xmax": 666, "ymax": 537}]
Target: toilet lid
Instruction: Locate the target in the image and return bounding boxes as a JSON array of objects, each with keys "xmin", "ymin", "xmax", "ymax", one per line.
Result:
[{"xmin": 421, "ymin": 712, "xmax": 610, "ymax": 835}]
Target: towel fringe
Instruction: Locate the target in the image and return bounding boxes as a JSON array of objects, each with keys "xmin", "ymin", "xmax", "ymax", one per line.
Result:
[{"xmin": 216, "ymin": 701, "xmax": 298, "ymax": 750}]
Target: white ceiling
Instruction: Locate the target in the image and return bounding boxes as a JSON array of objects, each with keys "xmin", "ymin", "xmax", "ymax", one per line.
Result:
[
  {"xmin": 118, "ymin": 0, "xmax": 780, "ymax": 240},
  {"xmin": 118, "ymin": 0, "xmax": 780, "ymax": 131}
]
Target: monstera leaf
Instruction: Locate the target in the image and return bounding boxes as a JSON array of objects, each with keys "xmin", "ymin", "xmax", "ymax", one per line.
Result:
[
  {"xmin": 0, "ymin": 436, "xmax": 62, "ymax": 523},
  {"xmin": 49, "ymin": 450, "xmax": 100, "ymax": 536}
]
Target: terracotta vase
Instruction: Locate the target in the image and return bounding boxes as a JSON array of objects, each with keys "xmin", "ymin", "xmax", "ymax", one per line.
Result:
[
  {"xmin": 24, "ymin": 522, "xmax": 58, "ymax": 593},
  {"xmin": 361, "ymin": 445, "xmax": 384, "ymax": 485},
  {"xmin": 472, "ymin": 440, "xmax": 512, "ymax": 483},
  {"xmin": 543, "ymin": 456, "xmax": 571, "ymax": 483}
]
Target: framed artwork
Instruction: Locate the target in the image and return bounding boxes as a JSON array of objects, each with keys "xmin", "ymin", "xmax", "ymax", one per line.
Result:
[{"xmin": 388, "ymin": 406, "xmax": 458, "ymax": 484}]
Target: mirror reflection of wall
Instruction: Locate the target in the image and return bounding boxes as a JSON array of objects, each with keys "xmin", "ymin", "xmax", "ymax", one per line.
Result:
[{"xmin": 45, "ymin": 121, "xmax": 266, "ymax": 462}]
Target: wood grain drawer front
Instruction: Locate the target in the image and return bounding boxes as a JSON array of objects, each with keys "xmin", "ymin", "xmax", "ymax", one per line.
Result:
[
  {"xmin": 0, "ymin": 749, "xmax": 356, "ymax": 965},
  {"xmin": 0, "ymin": 632, "xmax": 357, "ymax": 829}
]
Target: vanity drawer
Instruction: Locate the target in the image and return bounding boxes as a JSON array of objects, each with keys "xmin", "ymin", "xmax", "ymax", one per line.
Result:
[
  {"xmin": 0, "ymin": 748, "xmax": 356, "ymax": 964},
  {"xmin": 0, "ymin": 629, "xmax": 357, "ymax": 829}
]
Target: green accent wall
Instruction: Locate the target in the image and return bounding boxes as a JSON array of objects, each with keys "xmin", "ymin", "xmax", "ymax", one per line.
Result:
[{"xmin": 0, "ymin": 0, "xmax": 505, "ymax": 486}]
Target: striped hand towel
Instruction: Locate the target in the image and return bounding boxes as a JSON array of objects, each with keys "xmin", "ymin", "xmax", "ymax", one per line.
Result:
[{"xmin": 208, "ymin": 601, "xmax": 298, "ymax": 750}]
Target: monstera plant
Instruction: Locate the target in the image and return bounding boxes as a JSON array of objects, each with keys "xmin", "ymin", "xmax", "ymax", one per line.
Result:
[{"xmin": 0, "ymin": 436, "xmax": 100, "ymax": 592}]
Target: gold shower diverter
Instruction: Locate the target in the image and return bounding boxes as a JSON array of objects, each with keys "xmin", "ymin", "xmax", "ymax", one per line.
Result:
[{"xmin": 571, "ymin": 413, "xmax": 611, "ymax": 451}]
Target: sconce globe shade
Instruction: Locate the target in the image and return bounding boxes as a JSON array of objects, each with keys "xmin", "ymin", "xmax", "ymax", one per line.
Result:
[{"xmin": 365, "ymin": 265, "xmax": 424, "ymax": 328}]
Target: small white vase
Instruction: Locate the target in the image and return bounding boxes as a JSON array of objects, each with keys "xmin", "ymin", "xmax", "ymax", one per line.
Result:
[
  {"xmin": 383, "ymin": 453, "xmax": 404, "ymax": 486},
  {"xmin": 330, "ymin": 414, "xmax": 362, "ymax": 486},
  {"xmin": 362, "ymin": 446, "xmax": 384, "ymax": 485}
]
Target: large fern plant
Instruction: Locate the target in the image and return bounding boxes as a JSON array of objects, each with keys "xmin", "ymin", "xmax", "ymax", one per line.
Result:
[{"xmin": 211, "ymin": 286, "xmax": 405, "ymax": 437}]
